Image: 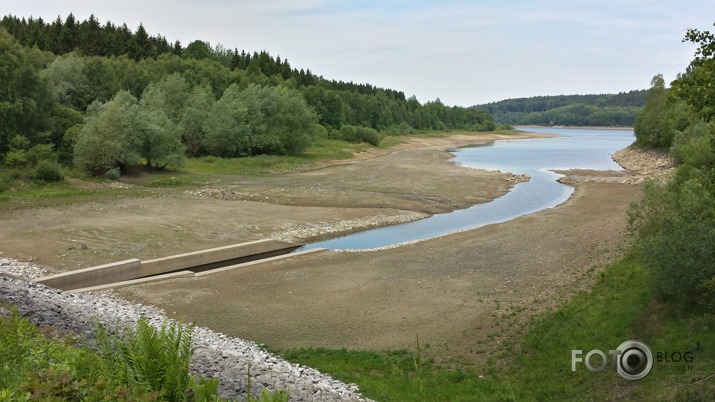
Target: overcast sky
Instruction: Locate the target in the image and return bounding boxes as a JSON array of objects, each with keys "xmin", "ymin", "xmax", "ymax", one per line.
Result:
[{"xmin": 5, "ymin": 1, "xmax": 715, "ymax": 106}]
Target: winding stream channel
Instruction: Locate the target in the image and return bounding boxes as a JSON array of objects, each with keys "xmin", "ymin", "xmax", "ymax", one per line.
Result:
[{"xmin": 302, "ymin": 127, "xmax": 635, "ymax": 251}]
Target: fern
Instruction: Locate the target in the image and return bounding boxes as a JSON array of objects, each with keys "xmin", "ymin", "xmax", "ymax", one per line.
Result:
[
  {"xmin": 0, "ymin": 309, "xmax": 39, "ymax": 389},
  {"xmin": 161, "ymin": 319, "xmax": 194, "ymax": 402},
  {"xmin": 94, "ymin": 315, "xmax": 205, "ymax": 402}
]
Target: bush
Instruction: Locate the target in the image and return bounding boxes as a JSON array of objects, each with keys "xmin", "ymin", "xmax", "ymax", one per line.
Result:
[
  {"xmin": 32, "ymin": 160, "xmax": 64, "ymax": 182},
  {"xmin": 386, "ymin": 122, "xmax": 416, "ymax": 136},
  {"xmin": 103, "ymin": 167, "xmax": 121, "ymax": 180},
  {"xmin": 329, "ymin": 125, "xmax": 382, "ymax": 145},
  {"xmin": 629, "ymin": 171, "xmax": 715, "ymax": 305}
]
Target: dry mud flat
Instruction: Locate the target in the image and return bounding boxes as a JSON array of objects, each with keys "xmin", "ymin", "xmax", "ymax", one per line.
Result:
[
  {"xmin": 1, "ymin": 132, "xmax": 667, "ymax": 370},
  {"xmin": 118, "ymin": 180, "xmax": 639, "ymax": 364},
  {"xmin": 115, "ymin": 137, "xmax": 662, "ymax": 365},
  {"xmin": 0, "ymin": 132, "xmax": 540, "ymax": 271}
]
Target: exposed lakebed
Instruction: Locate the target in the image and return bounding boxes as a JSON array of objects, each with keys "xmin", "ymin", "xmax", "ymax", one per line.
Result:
[{"xmin": 303, "ymin": 127, "xmax": 635, "ymax": 251}]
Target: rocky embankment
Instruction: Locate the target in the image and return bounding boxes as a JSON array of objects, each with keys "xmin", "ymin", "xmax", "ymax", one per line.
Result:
[
  {"xmin": 0, "ymin": 258, "xmax": 370, "ymax": 402},
  {"xmin": 611, "ymin": 145, "xmax": 675, "ymax": 182},
  {"xmin": 557, "ymin": 145, "xmax": 675, "ymax": 185}
]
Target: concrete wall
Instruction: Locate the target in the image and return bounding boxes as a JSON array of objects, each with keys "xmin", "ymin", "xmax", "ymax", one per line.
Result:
[
  {"xmin": 35, "ymin": 259, "xmax": 142, "ymax": 291},
  {"xmin": 34, "ymin": 239, "xmax": 301, "ymax": 291}
]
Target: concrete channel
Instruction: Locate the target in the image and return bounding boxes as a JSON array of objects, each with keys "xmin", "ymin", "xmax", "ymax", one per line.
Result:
[{"xmin": 34, "ymin": 239, "xmax": 325, "ymax": 293}]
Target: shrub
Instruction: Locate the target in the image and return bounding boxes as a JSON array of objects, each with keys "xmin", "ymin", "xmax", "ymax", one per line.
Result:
[
  {"xmin": 26, "ymin": 144, "xmax": 56, "ymax": 165},
  {"xmin": 629, "ymin": 171, "xmax": 715, "ymax": 305},
  {"xmin": 103, "ymin": 167, "xmax": 121, "ymax": 180},
  {"xmin": 32, "ymin": 160, "xmax": 64, "ymax": 182},
  {"xmin": 329, "ymin": 125, "xmax": 382, "ymax": 145}
]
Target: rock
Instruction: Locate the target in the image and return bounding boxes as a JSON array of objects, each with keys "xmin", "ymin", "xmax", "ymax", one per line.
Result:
[{"xmin": 0, "ymin": 261, "xmax": 373, "ymax": 402}]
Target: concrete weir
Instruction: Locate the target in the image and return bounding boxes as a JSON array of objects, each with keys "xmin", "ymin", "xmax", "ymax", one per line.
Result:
[{"xmin": 34, "ymin": 239, "xmax": 321, "ymax": 292}]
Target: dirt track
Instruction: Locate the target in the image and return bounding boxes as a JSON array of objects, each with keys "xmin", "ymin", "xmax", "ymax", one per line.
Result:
[{"xmin": 0, "ymin": 131, "xmax": 643, "ymax": 365}]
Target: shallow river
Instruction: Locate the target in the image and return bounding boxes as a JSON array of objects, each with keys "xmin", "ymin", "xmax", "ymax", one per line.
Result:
[{"xmin": 302, "ymin": 127, "xmax": 635, "ymax": 251}]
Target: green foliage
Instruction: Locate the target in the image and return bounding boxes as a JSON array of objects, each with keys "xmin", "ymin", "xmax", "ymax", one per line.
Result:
[
  {"xmin": 94, "ymin": 316, "xmax": 196, "ymax": 400},
  {"xmin": 476, "ymin": 90, "xmax": 647, "ymax": 126},
  {"xmin": 32, "ymin": 160, "xmax": 64, "ymax": 182},
  {"xmin": 329, "ymin": 125, "xmax": 382, "ymax": 146},
  {"xmin": 282, "ymin": 347, "xmax": 512, "ymax": 401},
  {"xmin": 103, "ymin": 167, "xmax": 121, "ymax": 180},
  {"xmin": 149, "ymin": 176, "xmax": 192, "ymax": 187},
  {"xmin": 3, "ymin": 16, "xmax": 499, "ymax": 169},
  {"xmin": 239, "ymin": 84, "xmax": 317, "ymax": 155},
  {"xmin": 512, "ymin": 258, "xmax": 715, "ymax": 400},
  {"xmin": 183, "ymin": 40, "xmax": 213, "ymax": 61},
  {"xmin": 517, "ymin": 104, "xmax": 642, "ymax": 127},
  {"xmin": 131, "ymin": 82, "xmax": 186, "ymax": 169},
  {"xmin": 629, "ymin": 170, "xmax": 715, "ymax": 304},
  {"xmin": 73, "ymin": 91, "xmax": 139, "ymax": 174},
  {"xmin": 673, "ymin": 26, "xmax": 715, "ymax": 122},
  {"xmin": 629, "ymin": 26, "xmax": 715, "ymax": 307},
  {"xmin": 634, "ymin": 75, "xmax": 671, "ymax": 148},
  {"xmin": 1, "ymin": 311, "xmax": 291, "ymax": 402},
  {"xmin": 41, "ymin": 53, "xmax": 90, "ymax": 110},
  {"xmin": 93, "ymin": 315, "xmax": 236, "ymax": 401},
  {"xmin": 0, "ymin": 29, "xmax": 56, "ymax": 157},
  {"xmin": 204, "ymin": 84, "xmax": 317, "ymax": 157},
  {"xmin": 203, "ymin": 84, "xmax": 250, "ymax": 157},
  {"xmin": 0, "ymin": 310, "xmax": 159, "ymax": 400},
  {"xmin": 3, "ymin": 150, "xmax": 27, "ymax": 168},
  {"xmin": 179, "ymin": 85, "xmax": 214, "ymax": 156}
]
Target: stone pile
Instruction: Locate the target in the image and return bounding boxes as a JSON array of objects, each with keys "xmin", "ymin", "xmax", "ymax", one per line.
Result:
[
  {"xmin": 0, "ymin": 257, "xmax": 370, "ymax": 402},
  {"xmin": 612, "ymin": 145, "xmax": 675, "ymax": 183},
  {"xmin": 271, "ymin": 212, "xmax": 428, "ymax": 243}
]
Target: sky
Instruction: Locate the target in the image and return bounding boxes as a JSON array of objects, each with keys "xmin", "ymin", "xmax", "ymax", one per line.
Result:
[{"xmin": 4, "ymin": 0, "xmax": 715, "ymax": 106}]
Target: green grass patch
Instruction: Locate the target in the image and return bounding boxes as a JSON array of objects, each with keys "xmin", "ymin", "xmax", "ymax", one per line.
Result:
[
  {"xmin": 185, "ymin": 138, "xmax": 373, "ymax": 175},
  {"xmin": 300, "ymin": 137, "xmax": 372, "ymax": 160},
  {"xmin": 0, "ymin": 180, "xmax": 98, "ymax": 203},
  {"xmin": 185, "ymin": 155, "xmax": 310, "ymax": 176},
  {"xmin": 148, "ymin": 175, "xmax": 195, "ymax": 187},
  {"xmin": 280, "ymin": 348, "xmax": 515, "ymax": 401}
]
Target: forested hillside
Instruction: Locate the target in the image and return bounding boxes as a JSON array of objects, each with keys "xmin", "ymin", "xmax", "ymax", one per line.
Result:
[
  {"xmin": 0, "ymin": 13, "xmax": 495, "ymax": 179},
  {"xmin": 475, "ymin": 91, "xmax": 647, "ymax": 126}
]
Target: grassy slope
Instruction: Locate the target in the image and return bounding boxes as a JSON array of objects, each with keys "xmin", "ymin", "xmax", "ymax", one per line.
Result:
[{"xmin": 281, "ymin": 257, "xmax": 715, "ymax": 401}]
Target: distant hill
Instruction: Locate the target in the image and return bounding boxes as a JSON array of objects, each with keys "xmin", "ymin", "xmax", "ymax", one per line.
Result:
[{"xmin": 474, "ymin": 91, "xmax": 648, "ymax": 127}]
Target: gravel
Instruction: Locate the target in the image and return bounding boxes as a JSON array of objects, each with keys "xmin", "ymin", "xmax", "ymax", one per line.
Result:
[
  {"xmin": 270, "ymin": 211, "xmax": 428, "ymax": 243},
  {"xmin": 0, "ymin": 257, "xmax": 371, "ymax": 402}
]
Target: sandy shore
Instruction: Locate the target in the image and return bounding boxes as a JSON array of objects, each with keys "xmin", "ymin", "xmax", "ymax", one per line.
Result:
[{"xmin": 516, "ymin": 125, "xmax": 634, "ymax": 130}]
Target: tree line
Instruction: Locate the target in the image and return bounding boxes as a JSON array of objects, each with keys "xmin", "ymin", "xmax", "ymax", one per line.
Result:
[
  {"xmin": 0, "ymin": 13, "xmax": 496, "ymax": 179},
  {"xmin": 0, "ymin": 14, "xmax": 179, "ymax": 59},
  {"xmin": 629, "ymin": 25, "xmax": 715, "ymax": 309},
  {"xmin": 475, "ymin": 91, "xmax": 647, "ymax": 126}
]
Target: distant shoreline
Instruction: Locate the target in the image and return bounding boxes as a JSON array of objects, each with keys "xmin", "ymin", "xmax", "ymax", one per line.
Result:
[{"xmin": 515, "ymin": 125, "xmax": 634, "ymax": 130}]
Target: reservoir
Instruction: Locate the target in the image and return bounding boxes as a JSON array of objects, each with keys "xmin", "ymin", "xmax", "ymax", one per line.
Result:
[{"xmin": 303, "ymin": 127, "xmax": 635, "ymax": 251}]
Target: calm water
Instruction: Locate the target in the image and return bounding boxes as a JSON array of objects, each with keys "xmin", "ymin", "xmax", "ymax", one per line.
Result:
[{"xmin": 302, "ymin": 127, "xmax": 635, "ymax": 251}]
